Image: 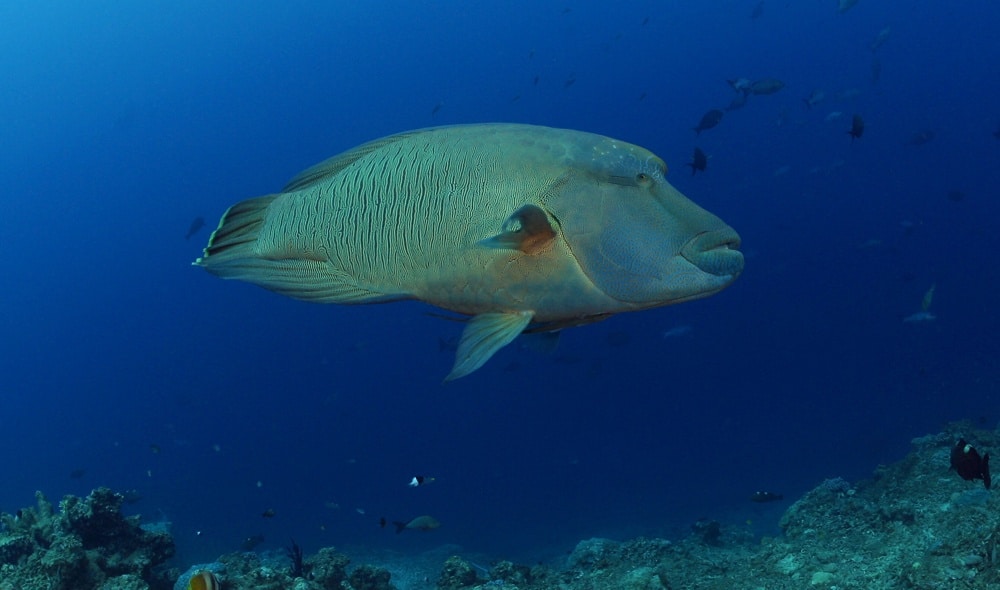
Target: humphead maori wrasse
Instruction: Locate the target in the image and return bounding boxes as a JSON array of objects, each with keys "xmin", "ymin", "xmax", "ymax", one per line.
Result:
[{"xmin": 195, "ymin": 124, "xmax": 743, "ymax": 380}]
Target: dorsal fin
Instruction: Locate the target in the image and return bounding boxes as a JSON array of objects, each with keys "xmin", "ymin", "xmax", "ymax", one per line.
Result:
[
  {"xmin": 282, "ymin": 129, "xmax": 426, "ymax": 192},
  {"xmin": 478, "ymin": 204, "xmax": 556, "ymax": 255}
]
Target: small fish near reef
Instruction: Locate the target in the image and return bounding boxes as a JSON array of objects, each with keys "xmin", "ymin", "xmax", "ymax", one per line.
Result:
[
  {"xmin": 261, "ymin": 508, "xmax": 276, "ymax": 518},
  {"xmin": 393, "ymin": 515, "xmax": 441, "ymax": 533},
  {"xmin": 847, "ymin": 114, "xmax": 865, "ymax": 141},
  {"xmin": 187, "ymin": 570, "xmax": 221, "ymax": 590},
  {"xmin": 951, "ymin": 438, "xmax": 991, "ymax": 489},
  {"xmin": 750, "ymin": 491, "xmax": 783, "ymax": 503},
  {"xmin": 693, "ymin": 109, "xmax": 724, "ymax": 135},
  {"xmin": 687, "ymin": 147, "xmax": 708, "ymax": 175},
  {"xmin": 195, "ymin": 124, "xmax": 743, "ymax": 380}
]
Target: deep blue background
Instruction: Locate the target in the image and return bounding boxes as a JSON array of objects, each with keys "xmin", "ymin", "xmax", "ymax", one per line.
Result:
[{"xmin": 2, "ymin": 0, "xmax": 998, "ymax": 566}]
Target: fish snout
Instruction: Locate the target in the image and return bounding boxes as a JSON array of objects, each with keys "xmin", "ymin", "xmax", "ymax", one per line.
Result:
[{"xmin": 681, "ymin": 228, "xmax": 744, "ymax": 278}]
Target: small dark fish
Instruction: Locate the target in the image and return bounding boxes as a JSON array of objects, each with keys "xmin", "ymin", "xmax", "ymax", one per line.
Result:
[
  {"xmin": 947, "ymin": 190, "xmax": 965, "ymax": 202},
  {"xmin": 751, "ymin": 1, "xmax": 764, "ymax": 19},
  {"xmin": 510, "ymin": 95, "xmax": 521, "ymax": 103},
  {"xmin": 871, "ymin": 58, "xmax": 882, "ymax": 85},
  {"xmin": 563, "ymin": 76, "xmax": 577, "ymax": 88},
  {"xmin": 185, "ymin": 216, "xmax": 206, "ymax": 240},
  {"xmin": 641, "ymin": 16, "xmax": 649, "ymax": 26},
  {"xmin": 149, "ymin": 443, "xmax": 161, "ymax": 454},
  {"xmin": 750, "ymin": 490, "xmax": 783, "ymax": 503},
  {"xmin": 687, "ymin": 147, "xmax": 708, "ymax": 175},
  {"xmin": 802, "ymin": 89, "xmax": 825, "ymax": 109},
  {"xmin": 379, "ymin": 516, "xmax": 387, "ymax": 528},
  {"xmin": 725, "ymin": 93, "xmax": 748, "ymax": 111},
  {"xmin": 638, "ymin": 92, "xmax": 647, "ymax": 101},
  {"xmin": 994, "ymin": 127, "xmax": 1000, "ymax": 140},
  {"xmin": 69, "ymin": 468, "xmax": 86, "ymax": 479},
  {"xmin": 906, "ymin": 130, "xmax": 935, "ymax": 146},
  {"xmin": 393, "ymin": 515, "xmax": 441, "ymax": 533},
  {"xmin": 951, "ymin": 438, "xmax": 991, "ymax": 489},
  {"xmin": 847, "ymin": 114, "xmax": 865, "ymax": 141},
  {"xmin": 693, "ymin": 109, "xmax": 724, "ymax": 135},
  {"xmin": 409, "ymin": 475, "xmax": 435, "ymax": 487},
  {"xmin": 240, "ymin": 534, "xmax": 265, "ymax": 551},
  {"xmin": 533, "ymin": 75, "xmax": 539, "ymax": 86},
  {"xmin": 261, "ymin": 508, "xmax": 276, "ymax": 518},
  {"xmin": 750, "ymin": 78, "xmax": 784, "ymax": 95},
  {"xmin": 431, "ymin": 102, "xmax": 444, "ymax": 117}
]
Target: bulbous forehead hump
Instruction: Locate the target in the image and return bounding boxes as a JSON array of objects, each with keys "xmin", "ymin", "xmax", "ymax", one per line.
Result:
[{"xmin": 582, "ymin": 137, "xmax": 668, "ymax": 178}]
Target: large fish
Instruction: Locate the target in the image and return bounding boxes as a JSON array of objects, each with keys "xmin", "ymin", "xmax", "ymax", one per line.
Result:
[{"xmin": 195, "ymin": 124, "xmax": 743, "ymax": 379}]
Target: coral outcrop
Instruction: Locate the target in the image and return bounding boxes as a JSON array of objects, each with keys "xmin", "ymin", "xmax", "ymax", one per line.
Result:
[{"xmin": 0, "ymin": 487, "xmax": 174, "ymax": 590}]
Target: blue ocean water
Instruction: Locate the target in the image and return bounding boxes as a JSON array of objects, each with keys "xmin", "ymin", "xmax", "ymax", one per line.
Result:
[{"xmin": 1, "ymin": 0, "xmax": 998, "ymax": 568}]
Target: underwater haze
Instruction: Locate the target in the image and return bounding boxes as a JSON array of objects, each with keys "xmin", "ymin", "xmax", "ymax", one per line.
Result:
[{"xmin": 2, "ymin": 0, "xmax": 999, "ymax": 566}]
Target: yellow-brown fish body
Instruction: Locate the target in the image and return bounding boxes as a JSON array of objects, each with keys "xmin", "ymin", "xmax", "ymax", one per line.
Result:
[
  {"xmin": 196, "ymin": 124, "xmax": 743, "ymax": 379},
  {"xmin": 187, "ymin": 570, "xmax": 221, "ymax": 590}
]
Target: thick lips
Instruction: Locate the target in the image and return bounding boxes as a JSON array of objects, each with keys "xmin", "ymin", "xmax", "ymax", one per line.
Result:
[{"xmin": 681, "ymin": 228, "xmax": 744, "ymax": 277}]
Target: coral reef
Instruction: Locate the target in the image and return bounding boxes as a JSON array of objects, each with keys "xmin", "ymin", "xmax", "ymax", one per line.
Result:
[
  {"xmin": 6, "ymin": 423, "xmax": 1000, "ymax": 589},
  {"xmin": 0, "ymin": 487, "xmax": 174, "ymax": 590}
]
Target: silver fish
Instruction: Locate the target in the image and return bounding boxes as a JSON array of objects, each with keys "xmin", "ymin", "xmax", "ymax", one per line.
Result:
[{"xmin": 195, "ymin": 124, "xmax": 743, "ymax": 380}]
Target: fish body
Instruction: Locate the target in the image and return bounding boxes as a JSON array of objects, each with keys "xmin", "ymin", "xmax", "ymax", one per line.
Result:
[
  {"xmin": 185, "ymin": 216, "xmax": 205, "ymax": 240},
  {"xmin": 196, "ymin": 124, "xmax": 743, "ymax": 380},
  {"xmin": 693, "ymin": 109, "xmax": 724, "ymax": 135},
  {"xmin": 394, "ymin": 515, "xmax": 441, "ymax": 533},
  {"xmin": 903, "ymin": 311, "xmax": 935, "ymax": 323},
  {"xmin": 838, "ymin": 0, "xmax": 859, "ymax": 13},
  {"xmin": 871, "ymin": 26, "xmax": 891, "ymax": 52},
  {"xmin": 803, "ymin": 89, "xmax": 826, "ymax": 109},
  {"xmin": 750, "ymin": 491, "xmax": 783, "ymax": 503},
  {"xmin": 187, "ymin": 570, "xmax": 221, "ymax": 590},
  {"xmin": 687, "ymin": 147, "xmax": 707, "ymax": 175},
  {"xmin": 751, "ymin": 1, "xmax": 764, "ymax": 19},
  {"xmin": 727, "ymin": 78, "xmax": 752, "ymax": 94},
  {"xmin": 907, "ymin": 130, "xmax": 935, "ymax": 146},
  {"xmin": 726, "ymin": 93, "xmax": 749, "ymax": 111},
  {"xmin": 750, "ymin": 78, "xmax": 784, "ymax": 95},
  {"xmin": 848, "ymin": 114, "xmax": 865, "ymax": 141},
  {"xmin": 951, "ymin": 439, "xmax": 991, "ymax": 489}
]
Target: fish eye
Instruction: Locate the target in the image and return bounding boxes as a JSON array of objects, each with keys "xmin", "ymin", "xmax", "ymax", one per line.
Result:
[{"xmin": 636, "ymin": 172, "xmax": 653, "ymax": 186}]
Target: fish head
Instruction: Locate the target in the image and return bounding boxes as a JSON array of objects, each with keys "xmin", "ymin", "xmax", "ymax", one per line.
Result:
[{"xmin": 543, "ymin": 134, "xmax": 743, "ymax": 309}]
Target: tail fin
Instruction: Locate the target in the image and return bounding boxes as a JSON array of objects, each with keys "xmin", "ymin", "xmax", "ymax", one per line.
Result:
[{"xmin": 195, "ymin": 195, "xmax": 277, "ymax": 267}]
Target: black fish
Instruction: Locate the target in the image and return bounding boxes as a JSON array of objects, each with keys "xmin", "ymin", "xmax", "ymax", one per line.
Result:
[
  {"xmin": 69, "ymin": 468, "xmax": 86, "ymax": 479},
  {"xmin": 947, "ymin": 190, "xmax": 965, "ymax": 202},
  {"xmin": 261, "ymin": 508, "xmax": 276, "ymax": 518},
  {"xmin": 240, "ymin": 534, "xmax": 265, "ymax": 551},
  {"xmin": 693, "ymin": 109, "xmax": 724, "ymax": 135},
  {"xmin": 185, "ymin": 216, "xmax": 205, "ymax": 240},
  {"xmin": 431, "ymin": 102, "xmax": 444, "ymax": 117},
  {"xmin": 751, "ymin": 1, "xmax": 764, "ymax": 19},
  {"xmin": 848, "ymin": 114, "xmax": 865, "ymax": 141},
  {"xmin": 950, "ymin": 438, "xmax": 991, "ymax": 489},
  {"xmin": 687, "ymin": 147, "xmax": 707, "ymax": 175},
  {"xmin": 750, "ymin": 490, "xmax": 783, "ymax": 503},
  {"xmin": 993, "ymin": 127, "xmax": 1000, "ymax": 140}
]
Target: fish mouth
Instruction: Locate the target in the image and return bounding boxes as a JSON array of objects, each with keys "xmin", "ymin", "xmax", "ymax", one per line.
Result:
[{"xmin": 681, "ymin": 228, "xmax": 744, "ymax": 278}]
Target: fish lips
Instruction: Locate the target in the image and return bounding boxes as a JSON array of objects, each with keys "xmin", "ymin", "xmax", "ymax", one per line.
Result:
[{"xmin": 681, "ymin": 228, "xmax": 744, "ymax": 279}]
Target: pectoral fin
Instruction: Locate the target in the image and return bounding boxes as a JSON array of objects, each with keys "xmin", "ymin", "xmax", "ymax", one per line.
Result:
[
  {"xmin": 446, "ymin": 311, "xmax": 534, "ymax": 381},
  {"xmin": 478, "ymin": 204, "xmax": 556, "ymax": 255}
]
